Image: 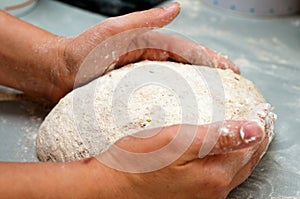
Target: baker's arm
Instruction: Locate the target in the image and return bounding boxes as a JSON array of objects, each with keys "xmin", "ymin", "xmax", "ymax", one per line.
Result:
[
  {"xmin": 0, "ymin": 2, "xmax": 238, "ymax": 103},
  {"xmin": 0, "ymin": 120, "xmax": 266, "ymax": 199},
  {"xmin": 0, "ymin": 4, "xmax": 181, "ymax": 102},
  {"xmin": 0, "ymin": 10, "xmax": 63, "ymax": 100},
  {"xmin": 0, "ymin": 157, "xmax": 128, "ymax": 199}
]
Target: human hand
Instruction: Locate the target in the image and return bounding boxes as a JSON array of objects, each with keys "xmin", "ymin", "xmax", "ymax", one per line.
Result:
[
  {"xmin": 0, "ymin": 120, "xmax": 269, "ymax": 199},
  {"xmin": 94, "ymin": 120, "xmax": 269, "ymax": 199},
  {"xmin": 0, "ymin": 3, "xmax": 238, "ymax": 102},
  {"xmin": 50, "ymin": 2, "xmax": 239, "ymax": 102}
]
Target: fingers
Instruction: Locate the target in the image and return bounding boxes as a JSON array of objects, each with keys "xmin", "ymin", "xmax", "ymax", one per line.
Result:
[
  {"xmin": 115, "ymin": 31, "xmax": 240, "ymax": 74},
  {"xmin": 227, "ymin": 136, "xmax": 270, "ymax": 191},
  {"xmin": 81, "ymin": 2, "xmax": 180, "ymax": 44},
  {"xmin": 106, "ymin": 120, "xmax": 264, "ymax": 159},
  {"xmin": 199, "ymin": 47, "xmax": 240, "ymax": 74},
  {"xmin": 64, "ymin": 3, "xmax": 181, "ymax": 83},
  {"xmin": 76, "ymin": 2, "xmax": 239, "ymax": 75},
  {"xmin": 207, "ymin": 121, "xmax": 265, "ymax": 156},
  {"xmin": 97, "ymin": 120, "xmax": 264, "ymax": 173},
  {"xmin": 183, "ymin": 120, "xmax": 265, "ymax": 161},
  {"xmin": 66, "ymin": 1, "xmax": 239, "ymax": 91}
]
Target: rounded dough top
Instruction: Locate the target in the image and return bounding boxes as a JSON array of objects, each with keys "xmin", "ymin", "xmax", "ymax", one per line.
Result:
[{"xmin": 36, "ymin": 61, "xmax": 268, "ymax": 162}]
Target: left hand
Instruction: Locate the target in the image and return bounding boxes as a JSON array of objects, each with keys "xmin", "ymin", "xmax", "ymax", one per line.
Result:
[
  {"xmin": 0, "ymin": 3, "xmax": 238, "ymax": 103},
  {"xmin": 50, "ymin": 2, "xmax": 239, "ymax": 102}
]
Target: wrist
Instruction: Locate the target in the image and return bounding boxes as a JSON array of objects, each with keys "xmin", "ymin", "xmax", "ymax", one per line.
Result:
[
  {"xmin": 39, "ymin": 36, "xmax": 74, "ymax": 102},
  {"xmin": 83, "ymin": 157, "xmax": 133, "ymax": 199},
  {"xmin": 0, "ymin": 12, "xmax": 69, "ymax": 101},
  {"xmin": 0, "ymin": 159, "xmax": 130, "ymax": 199},
  {"xmin": 0, "ymin": 11, "xmax": 77, "ymax": 102}
]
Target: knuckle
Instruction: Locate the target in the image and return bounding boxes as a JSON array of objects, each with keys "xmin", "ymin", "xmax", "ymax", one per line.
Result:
[{"xmin": 100, "ymin": 18, "xmax": 122, "ymax": 34}]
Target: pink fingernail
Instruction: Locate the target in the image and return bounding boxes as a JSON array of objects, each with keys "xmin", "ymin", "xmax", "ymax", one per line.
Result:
[
  {"xmin": 240, "ymin": 122, "xmax": 264, "ymax": 143},
  {"xmin": 162, "ymin": 2, "xmax": 179, "ymax": 11}
]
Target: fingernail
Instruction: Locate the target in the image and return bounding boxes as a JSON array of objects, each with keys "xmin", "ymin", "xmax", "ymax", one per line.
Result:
[
  {"xmin": 240, "ymin": 122, "xmax": 264, "ymax": 143},
  {"xmin": 162, "ymin": 2, "xmax": 179, "ymax": 11}
]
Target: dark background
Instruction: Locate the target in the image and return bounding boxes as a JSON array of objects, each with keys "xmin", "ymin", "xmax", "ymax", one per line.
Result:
[{"xmin": 54, "ymin": 0, "xmax": 168, "ymax": 16}]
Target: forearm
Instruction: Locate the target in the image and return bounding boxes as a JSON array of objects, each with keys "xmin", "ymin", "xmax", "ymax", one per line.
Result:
[
  {"xmin": 0, "ymin": 11, "xmax": 66, "ymax": 100},
  {"xmin": 0, "ymin": 158, "xmax": 127, "ymax": 199}
]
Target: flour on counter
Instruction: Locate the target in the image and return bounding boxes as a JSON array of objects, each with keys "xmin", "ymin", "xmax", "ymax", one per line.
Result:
[
  {"xmin": 17, "ymin": 116, "xmax": 41, "ymax": 162},
  {"xmin": 15, "ymin": 100, "xmax": 52, "ymax": 162}
]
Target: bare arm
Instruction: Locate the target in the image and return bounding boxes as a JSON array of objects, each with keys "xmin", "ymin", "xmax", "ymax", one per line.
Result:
[
  {"xmin": 0, "ymin": 121, "xmax": 267, "ymax": 199},
  {"xmin": 0, "ymin": 158, "xmax": 128, "ymax": 199},
  {"xmin": 0, "ymin": 11, "xmax": 63, "ymax": 99},
  {"xmin": 0, "ymin": 4, "xmax": 181, "ymax": 101},
  {"xmin": 0, "ymin": 2, "xmax": 238, "ymax": 103}
]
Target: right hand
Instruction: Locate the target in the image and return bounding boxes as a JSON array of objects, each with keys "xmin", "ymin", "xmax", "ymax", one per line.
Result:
[{"xmin": 95, "ymin": 120, "xmax": 269, "ymax": 199}]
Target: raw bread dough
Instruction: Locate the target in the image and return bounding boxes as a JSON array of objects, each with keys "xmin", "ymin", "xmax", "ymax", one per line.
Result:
[{"xmin": 36, "ymin": 61, "xmax": 275, "ymax": 162}]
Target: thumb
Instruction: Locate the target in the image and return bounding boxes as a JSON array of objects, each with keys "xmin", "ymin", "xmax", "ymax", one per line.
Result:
[
  {"xmin": 78, "ymin": 2, "xmax": 180, "ymax": 44},
  {"xmin": 96, "ymin": 121, "xmax": 264, "ymax": 173}
]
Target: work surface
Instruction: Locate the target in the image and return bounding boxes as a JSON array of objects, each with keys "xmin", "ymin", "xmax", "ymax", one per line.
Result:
[{"xmin": 0, "ymin": 0, "xmax": 299, "ymax": 198}]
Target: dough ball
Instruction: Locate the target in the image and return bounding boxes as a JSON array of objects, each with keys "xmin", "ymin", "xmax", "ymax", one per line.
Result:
[{"xmin": 36, "ymin": 61, "xmax": 275, "ymax": 162}]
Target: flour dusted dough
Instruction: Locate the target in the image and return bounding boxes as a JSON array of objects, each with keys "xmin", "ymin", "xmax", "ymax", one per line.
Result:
[{"xmin": 36, "ymin": 61, "xmax": 275, "ymax": 162}]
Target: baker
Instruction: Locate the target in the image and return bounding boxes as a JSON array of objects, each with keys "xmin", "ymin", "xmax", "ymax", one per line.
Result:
[{"xmin": 0, "ymin": 3, "xmax": 271, "ymax": 198}]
